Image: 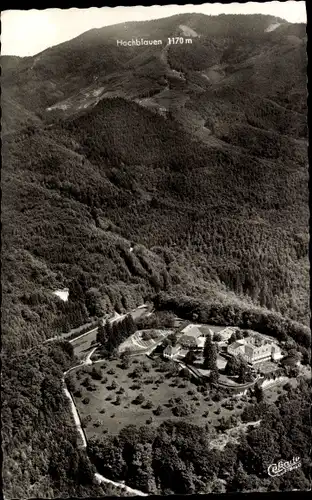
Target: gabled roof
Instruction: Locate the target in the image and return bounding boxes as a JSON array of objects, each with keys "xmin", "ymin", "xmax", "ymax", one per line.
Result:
[
  {"xmin": 181, "ymin": 324, "xmax": 202, "ymax": 338},
  {"xmin": 164, "ymin": 344, "xmax": 181, "ymax": 354},
  {"xmin": 164, "ymin": 345, "xmax": 172, "ymax": 353},
  {"xmin": 229, "ymin": 340, "xmax": 245, "ymax": 350},
  {"xmin": 179, "ymin": 335, "xmax": 198, "ymax": 345},
  {"xmin": 198, "ymin": 326, "xmax": 213, "ymax": 336}
]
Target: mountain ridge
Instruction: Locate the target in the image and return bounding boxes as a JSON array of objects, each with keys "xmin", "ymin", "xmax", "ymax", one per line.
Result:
[
  {"xmin": 2, "ymin": 13, "xmax": 306, "ymax": 123},
  {"xmin": 2, "ymin": 12, "xmax": 309, "ymax": 351}
]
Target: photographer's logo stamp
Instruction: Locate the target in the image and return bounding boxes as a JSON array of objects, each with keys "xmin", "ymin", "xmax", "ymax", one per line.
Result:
[{"xmin": 268, "ymin": 456, "xmax": 302, "ymax": 477}]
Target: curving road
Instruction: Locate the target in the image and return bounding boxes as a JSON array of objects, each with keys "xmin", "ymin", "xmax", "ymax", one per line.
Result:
[{"xmin": 63, "ymin": 306, "xmax": 150, "ymax": 496}]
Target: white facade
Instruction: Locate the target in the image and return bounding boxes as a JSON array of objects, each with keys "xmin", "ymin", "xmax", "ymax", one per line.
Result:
[
  {"xmin": 271, "ymin": 345, "xmax": 283, "ymax": 361},
  {"xmin": 227, "ymin": 335, "xmax": 283, "ymax": 365},
  {"xmin": 163, "ymin": 345, "xmax": 181, "ymax": 359}
]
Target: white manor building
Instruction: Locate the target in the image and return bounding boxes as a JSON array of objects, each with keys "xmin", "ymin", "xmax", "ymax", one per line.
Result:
[{"xmin": 227, "ymin": 334, "xmax": 283, "ymax": 365}]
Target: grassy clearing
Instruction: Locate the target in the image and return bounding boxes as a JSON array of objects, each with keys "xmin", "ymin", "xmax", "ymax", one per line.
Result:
[{"xmin": 72, "ymin": 355, "xmax": 248, "ymax": 438}]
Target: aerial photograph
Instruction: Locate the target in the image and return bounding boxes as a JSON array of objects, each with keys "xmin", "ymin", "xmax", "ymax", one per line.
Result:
[{"xmin": 1, "ymin": 1, "xmax": 310, "ymax": 497}]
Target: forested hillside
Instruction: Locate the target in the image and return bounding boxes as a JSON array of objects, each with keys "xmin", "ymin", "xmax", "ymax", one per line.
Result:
[
  {"xmin": 2, "ymin": 91, "xmax": 309, "ymax": 353},
  {"xmin": 2, "ymin": 341, "xmax": 124, "ymax": 498},
  {"xmin": 1, "ymin": 11, "xmax": 309, "ymax": 498}
]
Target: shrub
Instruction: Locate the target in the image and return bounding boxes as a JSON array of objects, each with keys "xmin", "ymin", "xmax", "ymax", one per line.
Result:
[
  {"xmin": 146, "ymin": 417, "xmax": 153, "ymax": 424},
  {"xmin": 114, "ymin": 396, "xmax": 122, "ymax": 405},
  {"xmin": 144, "ymin": 400, "xmax": 153, "ymax": 409},
  {"xmin": 74, "ymin": 389, "xmax": 82, "ymax": 398},
  {"xmin": 119, "ymin": 356, "xmax": 131, "ymax": 369},
  {"xmin": 284, "ymin": 382, "xmax": 293, "ymax": 392},
  {"xmin": 93, "ymin": 419, "xmax": 102, "ymax": 428},
  {"xmin": 91, "ymin": 367, "xmax": 102, "ymax": 380},
  {"xmin": 144, "ymin": 377, "xmax": 154, "ymax": 385},
  {"xmin": 129, "ymin": 366, "xmax": 143, "ymax": 379},
  {"xmin": 142, "ymin": 330, "xmax": 159, "ymax": 341},
  {"xmin": 111, "ymin": 413, "xmax": 115, "ymax": 418},
  {"xmin": 134, "ymin": 393, "xmax": 145, "ymax": 405},
  {"xmin": 142, "ymin": 331, "xmax": 153, "ymax": 341},
  {"xmin": 213, "ymin": 333, "xmax": 222, "ymax": 342},
  {"xmin": 107, "ymin": 368, "xmax": 115, "ymax": 375},
  {"xmin": 179, "ymin": 367, "xmax": 191, "ymax": 380},
  {"xmin": 172, "ymin": 403, "xmax": 191, "ymax": 417},
  {"xmin": 81, "ymin": 415, "xmax": 92, "ymax": 427},
  {"xmin": 66, "ymin": 375, "xmax": 76, "ymax": 392},
  {"xmin": 130, "ymin": 383, "xmax": 141, "ymax": 390},
  {"xmin": 82, "ymin": 397, "xmax": 90, "ymax": 405},
  {"xmin": 100, "ymin": 408, "xmax": 106, "ymax": 414},
  {"xmin": 153, "ymin": 405, "xmax": 163, "ymax": 416},
  {"xmin": 81, "ymin": 376, "xmax": 91, "ymax": 387}
]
